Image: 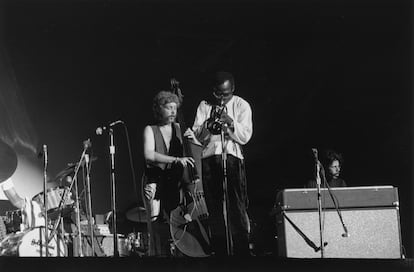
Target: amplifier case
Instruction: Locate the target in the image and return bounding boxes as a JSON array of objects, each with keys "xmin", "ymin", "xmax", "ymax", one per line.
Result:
[{"xmin": 275, "ymin": 187, "xmax": 403, "ymax": 259}]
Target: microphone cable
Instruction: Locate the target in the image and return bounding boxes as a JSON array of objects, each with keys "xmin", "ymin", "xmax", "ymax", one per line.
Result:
[
  {"xmin": 118, "ymin": 122, "xmax": 139, "ymax": 207},
  {"xmin": 323, "ymin": 173, "xmax": 349, "ymax": 238}
]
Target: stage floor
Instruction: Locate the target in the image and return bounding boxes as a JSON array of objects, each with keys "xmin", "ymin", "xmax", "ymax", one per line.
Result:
[{"xmin": 0, "ymin": 256, "xmax": 412, "ymax": 272}]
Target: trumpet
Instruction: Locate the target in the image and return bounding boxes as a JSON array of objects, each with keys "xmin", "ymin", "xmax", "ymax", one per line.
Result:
[{"xmin": 206, "ymin": 105, "xmax": 226, "ymax": 135}]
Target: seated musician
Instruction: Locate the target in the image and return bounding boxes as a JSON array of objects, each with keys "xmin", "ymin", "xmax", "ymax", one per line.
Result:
[
  {"xmin": 306, "ymin": 149, "xmax": 347, "ymax": 188},
  {"xmin": 0, "ymin": 178, "xmax": 45, "ymax": 230},
  {"xmin": 141, "ymin": 90, "xmax": 196, "ymax": 257}
]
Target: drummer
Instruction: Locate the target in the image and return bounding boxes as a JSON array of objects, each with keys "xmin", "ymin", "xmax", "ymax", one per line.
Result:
[{"xmin": 1, "ymin": 178, "xmax": 45, "ymax": 230}]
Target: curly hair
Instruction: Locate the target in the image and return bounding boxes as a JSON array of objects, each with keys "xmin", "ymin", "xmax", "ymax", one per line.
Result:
[
  {"xmin": 323, "ymin": 149, "xmax": 343, "ymax": 168},
  {"xmin": 152, "ymin": 91, "xmax": 180, "ymax": 123}
]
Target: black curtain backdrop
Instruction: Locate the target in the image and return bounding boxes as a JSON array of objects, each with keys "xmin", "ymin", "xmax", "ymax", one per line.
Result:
[{"xmin": 0, "ymin": 0, "xmax": 412, "ymax": 257}]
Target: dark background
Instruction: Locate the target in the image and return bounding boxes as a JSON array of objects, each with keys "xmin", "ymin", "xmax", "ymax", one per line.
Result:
[{"xmin": 0, "ymin": 0, "xmax": 412, "ymax": 257}]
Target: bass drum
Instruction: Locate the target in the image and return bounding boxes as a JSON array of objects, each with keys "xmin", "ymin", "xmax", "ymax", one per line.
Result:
[{"xmin": 0, "ymin": 227, "xmax": 66, "ymax": 257}]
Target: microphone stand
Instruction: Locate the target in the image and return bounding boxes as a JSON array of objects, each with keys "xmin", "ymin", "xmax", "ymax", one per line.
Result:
[
  {"xmin": 322, "ymin": 174, "xmax": 349, "ymax": 238},
  {"xmin": 312, "ymin": 148, "xmax": 325, "ymax": 258},
  {"xmin": 220, "ymin": 113, "xmax": 233, "ymax": 256},
  {"xmin": 48, "ymin": 140, "xmax": 90, "ymax": 257},
  {"xmin": 96, "ymin": 120, "xmax": 123, "ymax": 257},
  {"xmin": 84, "ymin": 154, "xmax": 95, "ymax": 256},
  {"xmin": 74, "ymin": 169, "xmax": 83, "ymax": 257},
  {"xmin": 108, "ymin": 128, "xmax": 119, "ymax": 257},
  {"xmin": 42, "ymin": 145, "xmax": 49, "ymax": 257}
]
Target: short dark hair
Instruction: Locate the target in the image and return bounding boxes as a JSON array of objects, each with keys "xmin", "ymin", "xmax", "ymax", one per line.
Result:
[
  {"xmin": 212, "ymin": 71, "xmax": 235, "ymax": 89},
  {"xmin": 152, "ymin": 91, "xmax": 180, "ymax": 123}
]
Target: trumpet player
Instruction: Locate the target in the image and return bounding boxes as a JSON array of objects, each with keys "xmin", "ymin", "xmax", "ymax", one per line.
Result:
[{"xmin": 185, "ymin": 71, "xmax": 253, "ymax": 256}]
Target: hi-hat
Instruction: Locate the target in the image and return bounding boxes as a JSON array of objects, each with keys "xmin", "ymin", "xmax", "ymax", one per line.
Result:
[
  {"xmin": 125, "ymin": 206, "xmax": 147, "ymax": 223},
  {"xmin": 0, "ymin": 139, "xmax": 17, "ymax": 183}
]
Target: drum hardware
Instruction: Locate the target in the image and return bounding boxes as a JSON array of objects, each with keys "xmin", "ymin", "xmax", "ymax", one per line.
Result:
[
  {"xmin": 32, "ymin": 187, "xmax": 74, "ymax": 220},
  {"xmin": 100, "ymin": 234, "xmax": 129, "ymax": 257},
  {"xmin": 0, "ymin": 227, "xmax": 66, "ymax": 257},
  {"xmin": 125, "ymin": 206, "xmax": 147, "ymax": 223},
  {"xmin": 125, "ymin": 231, "xmax": 149, "ymax": 256},
  {"xmin": 4, "ymin": 209, "xmax": 23, "ymax": 233}
]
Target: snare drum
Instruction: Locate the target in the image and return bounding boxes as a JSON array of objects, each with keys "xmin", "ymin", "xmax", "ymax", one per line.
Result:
[
  {"xmin": 32, "ymin": 187, "xmax": 74, "ymax": 218},
  {"xmin": 0, "ymin": 227, "xmax": 66, "ymax": 256}
]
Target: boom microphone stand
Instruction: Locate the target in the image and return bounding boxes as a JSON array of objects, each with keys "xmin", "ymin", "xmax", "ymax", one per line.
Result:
[
  {"xmin": 84, "ymin": 154, "xmax": 95, "ymax": 256},
  {"xmin": 95, "ymin": 120, "xmax": 123, "ymax": 257},
  {"xmin": 48, "ymin": 139, "xmax": 91, "ymax": 257},
  {"xmin": 109, "ymin": 127, "xmax": 119, "ymax": 257},
  {"xmin": 74, "ymin": 169, "xmax": 83, "ymax": 257},
  {"xmin": 321, "ymin": 170, "xmax": 349, "ymax": 239},
  {"xmin": 312, "ymin": 148, "xmax": 325, "ymax": 258}
]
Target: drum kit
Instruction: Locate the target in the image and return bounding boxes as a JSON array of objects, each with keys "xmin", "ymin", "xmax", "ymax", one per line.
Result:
[{"xmin": 0, "ymin": 139, "xmax": 149, "ymax": 257}]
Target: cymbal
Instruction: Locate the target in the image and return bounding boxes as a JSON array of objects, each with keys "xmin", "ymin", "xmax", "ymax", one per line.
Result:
[
  {"xmin": 54, "ymin": 167, "xmax": 74, "ymax": 182},
  {"xmin": 0, "ymin": 139, "xmax": 17, "ymax": 183},
  {"xmin": 66, "ymin": 156, "xmax": 98, "ymax": 169},
  {"xmin": 125, "ymin": 206, "xmax": 147, "ymax": 223},
  {"xmin": 53, "ymin": 156, "xmax": 98, "ymax": 182}
]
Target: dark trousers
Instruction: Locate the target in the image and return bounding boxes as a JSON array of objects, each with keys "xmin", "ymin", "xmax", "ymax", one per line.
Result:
[{"xmin": 202, "ymin": 155, "xmax": 250, "ymax": 256}]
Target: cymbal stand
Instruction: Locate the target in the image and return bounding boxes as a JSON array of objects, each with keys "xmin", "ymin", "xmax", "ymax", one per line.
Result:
[{"xmin": 42, "ymin": 144, "xmax": 49, "ymax": 257}]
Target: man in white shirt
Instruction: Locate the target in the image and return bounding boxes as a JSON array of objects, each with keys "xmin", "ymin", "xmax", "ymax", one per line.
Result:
[
  {"xmin": 1, "ymin": 178, "xmax": 45, "ymax": 230},
  {"xmin": 187, "ymin": 71, "xmax": 253, "ymax": 256}
]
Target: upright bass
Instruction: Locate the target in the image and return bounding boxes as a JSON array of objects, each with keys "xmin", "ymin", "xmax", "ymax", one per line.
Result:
[{"xmin": 169, "ymin": 78, "xmax": 210, "ymax": 257}]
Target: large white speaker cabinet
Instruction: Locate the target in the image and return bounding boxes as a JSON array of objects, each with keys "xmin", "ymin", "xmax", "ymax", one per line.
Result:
[{"xmin": 275, "ymin": 186, "xmax": 403, "ymax": 259}]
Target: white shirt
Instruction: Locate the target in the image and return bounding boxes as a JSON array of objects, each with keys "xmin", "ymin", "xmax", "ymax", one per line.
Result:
[
  {"xmin": 1, "ymin": 178, "xmax": 45, "ymax": 230},
  {"xmin": 192, "ymin": 95, "xmax": 253, "ymax": 160}
]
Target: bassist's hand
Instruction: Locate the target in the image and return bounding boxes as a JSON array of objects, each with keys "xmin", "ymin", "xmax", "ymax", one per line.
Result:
[
  {"xmin": 175, "ymin": 157, "xmax": 195, "ymax": 168},
  {"xmin": 184, "ymin": 128, "xmax": 202, "ymax": 145},
  {"xmin": 184, "ymin": 128, "xmax": 196, "ymax": 140}
]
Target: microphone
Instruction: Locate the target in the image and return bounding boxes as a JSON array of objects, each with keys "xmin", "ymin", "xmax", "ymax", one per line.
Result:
[
  {"xmin": 96, "ymin": 120, "xmax": 124, "ymax": 135},
  {"xmin": 43, "ymin": 144, "xmax": 48, "ymax": 163},
  {"xmin": 342, "ymin": 226, "xmax": 350, "ymax": 238},
  {"xmin": 83, "ymin": 138, "xmax": 92, "ymax": 149}
]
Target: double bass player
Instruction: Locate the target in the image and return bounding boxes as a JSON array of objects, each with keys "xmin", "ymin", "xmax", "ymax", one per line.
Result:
[{"xmin": 141, "ymin": 90, "xmax": 196, "ymax": 257}]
